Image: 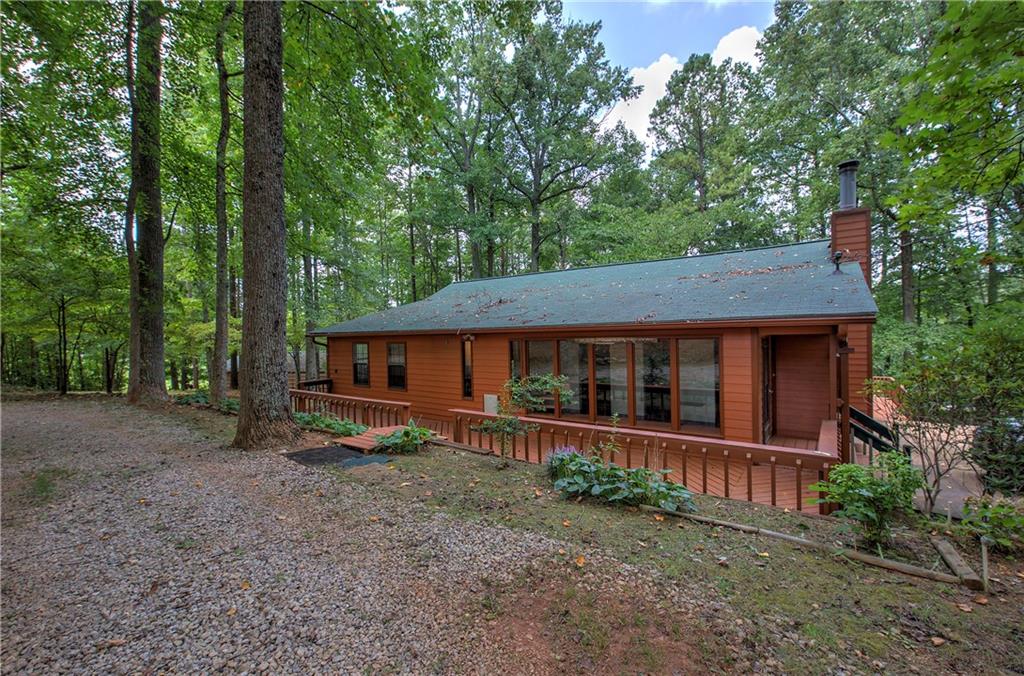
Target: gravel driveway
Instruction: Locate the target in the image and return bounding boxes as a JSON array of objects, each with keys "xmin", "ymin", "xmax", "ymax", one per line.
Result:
[{"xmin": 0, "ymin": 397, "xmax": 581, "ymax": 674}]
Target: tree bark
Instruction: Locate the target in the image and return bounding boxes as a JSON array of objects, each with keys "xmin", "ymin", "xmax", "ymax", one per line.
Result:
[
  {"xmin": 900, "ymin": 228, "xmax": 915, "ymax": 323},
  {"xmin": 985, "ymin": 203, "xmax": 999, "ymax": 306},
  {"xmin": 233, "ymin": 0, "xmax": 298, "ymax": 449},
  {"xmin": 302, "ymin": 218, "xmax": 318, "ymax": 381},
  {"xmin": 124, "ymin": 0, "xmax": 141, "ymax": 396},
  {"xmin": 128, "ymin": 0, "xmax": 167, "ymax": 404},
  {"xmin": 530, "ymin": 200, "xmax": 541, "ymax": 272},
  {"xmin": 210, "ymin": 0, "xmax": 235, "ymax": 405}
]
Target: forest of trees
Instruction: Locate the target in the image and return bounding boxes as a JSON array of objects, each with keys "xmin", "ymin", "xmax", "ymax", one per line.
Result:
[{"xmin": 1, "ymin": 2, "xmax": 1021, "ymax": 426}]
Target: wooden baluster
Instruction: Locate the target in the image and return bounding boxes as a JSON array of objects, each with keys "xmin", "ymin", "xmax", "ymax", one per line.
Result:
[
  {"xmin": 642, "ymin": 440, "xmax": 649, "ymax": 469},
  {"xmin": 770, "ymin": 456, "xmax": 777, "ymax": 506},
  {"xmin": 745, "ymin": 453, "xmax": 753, "ymax": 502},
  {"xmin": 681, "ymin": 444, "xmax": 688, "ymax": 488},
  {"xmin": 534, "ymin": 428, "xmax": 541, "ymax": 463},
  {"xmin": 577, "ymin": 432, "xmax": 584, "ymax": 452},
  {"xmin": 624, "ymin": 438, "xmax": 632, "ymax": 468},
  {"xmin": 795, "ymin": 460, "xmax": 803, "ymax": 512},
  {"xmin": 660, "ymin": 442, "xmax": 669, "ymax": 477},
  {"xmin": 723, "ymin": 449, "xmax": 730, "ymax": 499},
  {"xmin": 701, "ymin": 447, "xmax": 708, "ymax": 495}
]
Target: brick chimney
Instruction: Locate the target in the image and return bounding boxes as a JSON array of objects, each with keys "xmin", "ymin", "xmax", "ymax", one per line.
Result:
[{"xmin": 830, "ymin": 160, "xmax": 871, "ymax": 287}]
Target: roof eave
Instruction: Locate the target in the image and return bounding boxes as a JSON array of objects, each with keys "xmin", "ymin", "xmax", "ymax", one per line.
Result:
[{"xmin": 309, "ymin": 311, "xmax": 877, "ymax": 338}]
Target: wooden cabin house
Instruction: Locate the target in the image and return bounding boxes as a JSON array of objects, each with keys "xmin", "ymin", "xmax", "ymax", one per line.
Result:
[{"xmin": 305, "ymin": 163, "xmax": 878, "ymax": 506}]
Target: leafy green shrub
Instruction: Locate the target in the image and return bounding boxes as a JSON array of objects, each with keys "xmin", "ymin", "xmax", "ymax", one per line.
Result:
[
  {"xmin": 960, "ymin": 496, "xmax": 1024, "ymax": 552},
  {"xmin": 216, "ymin": 398, "xmax": 239, "ymax": 414},
  {"xmin": 375, "ymin": 421, "xmax": 434, "ymax": 454},
  {"xmin": 810, "ymin": 452, "xmax": 923, "ymax": 547},
  {"xmin": 547, "ymin": 449, "xmax": 695, "ymax": 513},
  {"xmin": 472, "ymin": 375, "xmax": 572, "ymax": 464},
  {"xmin": 293, "ymin": 412, "xmax": 367, "ymax": 437},
  {"xmin": 174, "ymin": 391, "xmax": 210, "ymax": 405}
]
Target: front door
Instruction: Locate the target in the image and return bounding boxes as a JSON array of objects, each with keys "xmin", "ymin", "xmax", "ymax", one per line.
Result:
[{"xmin": 761, "ymin": 337, "xmax": 774, "ymax": 442}]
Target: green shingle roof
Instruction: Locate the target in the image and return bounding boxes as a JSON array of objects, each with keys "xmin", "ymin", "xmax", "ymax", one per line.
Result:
[{"xmin": 312, "ymin": 240, "xmax": 876, "ymax": 336}]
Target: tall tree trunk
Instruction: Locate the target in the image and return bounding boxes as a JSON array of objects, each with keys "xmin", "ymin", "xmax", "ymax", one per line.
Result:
[
  {"xmin": 124, "ymin": 0, "xmax": 141, "ymax": 396},
  {"xmin": 302, "ymin": 218, "xmax": 318, "ymax": 381},
  {"xmin": 468, "ymin": 184, "xmax": 483, "ymax": 278},
  {"xmin": 128, "ymin": 0, "xmax": 167, "ymax": 403},
  {"xmin": 233, "ymin": 0, "xmax": 298, "ymax": 449},
  {"xmin": 169, "ymin": 359, "xmax": 179, "ymax": 390},
  {"xmin": 530, "ymin": 200, "xmax": 541, "ymax": 272},
  {"xmin": 985, "ymin": 204, "xmax": 999, "ymax": 305},
  {"xmin": 900, "ymin": 228, "xmax": 915, "ymax": 323},
  {"xmin": 210, "ymin": 0, "xmax": 235, "ymax": 405}
]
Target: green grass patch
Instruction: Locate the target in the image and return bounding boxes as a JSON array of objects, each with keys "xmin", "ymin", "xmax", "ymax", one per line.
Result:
[{"xmin": 27, "ymin": 467, "xmax": 73, "ymax": 504}]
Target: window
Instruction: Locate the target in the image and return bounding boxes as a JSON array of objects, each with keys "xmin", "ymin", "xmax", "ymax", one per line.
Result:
[
  {"xmin": 387, "ymin": 343, "xmax": 406, "ymax": 389},
  {"xmin": 527, "ymin": 340, "xmax": 555, "ymax": 413},
  {"xmin": 558, "ymin": 340, "xmax": 589, "ymax": 418},
  {"xmin": 635, "ymin": 339, "xmax": 671, "ymax": 424},
  {"xmin": 678, "ymin": 338, "xmax": 720, "ymax": 429},
  {"xmin": 353, "ymin": 343, "xmax": 369, "ymax": 386},
  {"xmin": 510, "ymin": 341, "xmax": 522, "ymax": 380},
  {"xmin": 461, "ymin": 340, "xmax": 473, "ymax": 398},
  {"xmin": 594, "ymin": 342, "xmax": 628, "ymax": 420}
]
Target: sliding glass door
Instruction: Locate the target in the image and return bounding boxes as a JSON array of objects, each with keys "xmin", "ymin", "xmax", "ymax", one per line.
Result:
[
  {"xmin": 594, "ymin": 342, "xmax": 628, "ymax": 421},
  {"xmin": 558, "ymin": 340, "xmax": 589, "ymax": 419}
]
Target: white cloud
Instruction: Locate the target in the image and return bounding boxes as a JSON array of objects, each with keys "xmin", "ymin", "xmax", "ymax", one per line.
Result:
[
  {"xmin": 603, "ymin": 53, "xmax": 681, "ymax": 150},
  {"xmin": 502, "ymin": 43, "xmax": 516, "ymax": 62},
  {"xmin": 711, "ymin": 25, "xmax": 763, "ymax": 69}
]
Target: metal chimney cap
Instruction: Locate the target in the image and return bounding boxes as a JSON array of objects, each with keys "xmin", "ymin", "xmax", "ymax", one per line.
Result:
[{"xmin": 838, "ymin": 159, "xmax": 860, "ymax": 172}]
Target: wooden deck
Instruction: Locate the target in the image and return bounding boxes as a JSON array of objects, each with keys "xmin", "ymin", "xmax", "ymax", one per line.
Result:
[{"xmin": 336, "ymin": 425, "xmax": 406, "ymax": 451}]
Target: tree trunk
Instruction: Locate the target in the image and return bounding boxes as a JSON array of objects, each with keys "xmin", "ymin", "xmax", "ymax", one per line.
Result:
[
  {"xmin": 169, "ymin": 360, "xmax": 179, "ymax": 390},
  {"xmin": 128, "ymin": 0, "xmax": 167, "ymax": 404},
  {"xmin": 233, "ymin": 0, "xmax": 298, "ymax": 449},
  {"xmin": 124, "ymin": 0, "xmax": 141, "ymax": 397},
  {"xmin": 302, "ymin": 219, "xmax": 318, "ymax": 381},
  {"xmin": 210, "ymin": 0, "xmax": 235, "ymax": 405},
  {"xmin": 985, "ymin": 204, "xmax": 999, "ymax": 306},
  {"xmin": 530, "ymin": 200, "xmax": 541, "ymax": 272},
  {"xmin": 899, "ymin": 228, "xmax": 915, "ymax": 323}
]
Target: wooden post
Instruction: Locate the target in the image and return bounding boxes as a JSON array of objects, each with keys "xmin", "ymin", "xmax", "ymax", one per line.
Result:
[{"xmin": 837, "ymin": 325, "xmax": 853, "ymax": 464}]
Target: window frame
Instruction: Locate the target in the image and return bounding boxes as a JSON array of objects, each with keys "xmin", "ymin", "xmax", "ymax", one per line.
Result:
[
  {"xmin": 676, "ymin": 336, "xmax": 722, "ymax": 433},
  {"xmin": 386, "ymin": 342, "xmax": 407, "ymax": 391},
  {"xmin": 461, "ymin": 339, "xmax": 473, "ymax": 399},
  {"xmin": 352, "ymin": 342, "xmax": 370, "ymax": 387}
]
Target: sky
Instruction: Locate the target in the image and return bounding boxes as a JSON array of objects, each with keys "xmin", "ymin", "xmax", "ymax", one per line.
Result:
[{"xmin": 561, "ymin": 0, "xmax": 777, "ymax": 150}]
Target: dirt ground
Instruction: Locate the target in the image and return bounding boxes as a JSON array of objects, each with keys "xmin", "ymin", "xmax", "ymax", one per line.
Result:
[{"xmin": 2, "ymin": 395, "xmax": 1022, "ymax": 674}]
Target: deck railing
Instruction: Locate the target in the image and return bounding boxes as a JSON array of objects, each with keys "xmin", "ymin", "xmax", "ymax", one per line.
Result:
[
  {"xmin": 449, "ymin": 408, "xmax": 836, "ymax": 515},
  {"xmin": 290, "ymin": 390, "xmax": 411, "ymax": 427},
  {"xmin": 296, "ymin": 378, "xmax": 333, "ymax": 393}
]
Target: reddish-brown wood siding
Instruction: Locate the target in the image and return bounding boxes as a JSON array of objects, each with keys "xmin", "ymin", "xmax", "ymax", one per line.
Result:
[
  {"xmin": 774, "ymin": 335, "xmax": 831, "ymax": 439},
  {"xmin": 721, "ymin": 329, "xmax": 755, "ymax": 442},
  {"xmin": 327, "ymin": 334, "xmax": 509, "ymax": 422},
  {"xmin": 830, "ymin": 208, "xmax": 871, "ymax": 283},
  {"xmin": 847, "ymin": 323, "xmax": 872, "ymax": 414}
]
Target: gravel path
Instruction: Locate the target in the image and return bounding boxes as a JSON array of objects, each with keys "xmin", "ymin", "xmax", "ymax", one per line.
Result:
[{"xmin": 1, "ymin": 398, "xmax": 583, "ymax": 674}]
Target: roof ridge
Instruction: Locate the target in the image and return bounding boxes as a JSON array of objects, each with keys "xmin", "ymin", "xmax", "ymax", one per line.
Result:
[{"xmin": 450, "ymin": 239, "xmax": 831, "ymax": 284}]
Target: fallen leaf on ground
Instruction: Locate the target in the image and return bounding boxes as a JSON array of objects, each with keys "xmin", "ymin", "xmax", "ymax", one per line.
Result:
[
  {"xmin": 195, "ymin": 481, "xmax": 203, "ymax": 488},
  {"xmin": 534, "ymin": 488, "xmax": 543, "ymax": 497},
  {"xmin": 240, "ymin": 580, "xmax": 251, "ymax": 591},
  {"xmin": 226, "ymin": 607, "xmax": 237, "ymax": 616},
  {"xmin": 558, "ymin": 548, "xmax": 566, "ymax": 555},
  {"xmin": 562, "ymin": 520, "xmax": 571, "ymax": 527},
  {"xmin": 315, "ymin": 488, "xmax": 324, "ymax": 497},
  {"xmin": 137, "ymin": 499, "xmax": 146, "ymax": 505},
  {"xmin": 654, "ymin": 514, "xmax": 665, "ymax": 521},
  {"xmin": 423, "ymin": 491, "xmax": 433, "ymax": 497},
  {"xmin": 637, "ymin": 541, "xmax": 648, "ymax": 548},
  {"xmin": 96, "ymin": 639, "xmax": 127, "ymax": 650},
  {"xmin": 717, "ymin": 557, "xmax": 729, "ymax": 567},
  {"xmin": 956, "ymin": 603, "xmax": 972, "ymax": 613},
  {"xmin": 973, "ymin": 595, "xmax": 989, "ymax": 605},
  {"xmin": 575, "ymin": 555, "xmax": 586, "ymax": 567},
  {"xmin": 399, "ymin": 482, "xmax": 412, "ymax": 487},
  {"xmin": 369, "ymin": 515, "xmax": 380, "ymax": 522},
  {"xmin": 930, "ymin": 637, "xmax": 946, "ymax": 646},
  {"xmin": 758, "ymin": 552, "xmax": 770, "ymax": 558}
]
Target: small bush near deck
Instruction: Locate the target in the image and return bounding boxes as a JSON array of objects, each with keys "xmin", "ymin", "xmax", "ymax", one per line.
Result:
[
  {"xmin": 375, "ymin": 421, "xmax": 434, "ymax": 454},
  {"xmin": 547, "ymin": 449, "xmax": 695, "ymax": 513},
  {"xmin": 809, "ymin": 452, "xmax": 922, "ymax": 548},
  {"xmin": 293, "ymin": 412, "xmax": 367, "ymax": 437},
  {"xmin": 960, "ymin": 496, "xmax": 1024, "ymax": 552}
]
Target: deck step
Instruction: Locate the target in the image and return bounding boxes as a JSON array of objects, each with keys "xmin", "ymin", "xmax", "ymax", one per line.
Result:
[{"xmin": 336, "ymin": 425, "xmax": 407, "ymax": 451}]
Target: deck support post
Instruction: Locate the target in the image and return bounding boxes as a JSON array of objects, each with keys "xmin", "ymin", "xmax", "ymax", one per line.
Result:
[{"xmin": 837, "ymin": 324, "xmax": 853, "ymax": 464}]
